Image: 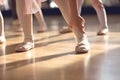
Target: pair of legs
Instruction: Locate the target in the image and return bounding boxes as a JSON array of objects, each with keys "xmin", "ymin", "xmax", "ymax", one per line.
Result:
[
  {"xmin": 60, "ymin": 0, "xmax": 109, "ymax": 35},
  {"xmin": 54, "ymin": 0, "xmax": 90, "ymax": 53},
  {"xmin": 8, "ymin": 0, "xmax": 22, "ymax": 32},
  {"xmin": 33, "ymin": 0, "xmax": 47, "ymax": 32},
  {"xmin": 0, "ymin": 11, "xmax": 5, "ymax": 43},
  {"xmin": 9, "ymin": 0, "xmax": 47, "ymax": 32},
  {"xmin": 35, "ymin": 5, "xmax": 47, "ymax": 33},
  {"xmin": 16, "ymin": 0, "xmax": 90, "ymax": 53}
]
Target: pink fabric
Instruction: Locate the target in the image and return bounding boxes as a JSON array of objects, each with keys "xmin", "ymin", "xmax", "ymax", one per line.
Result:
[{"xmin": 24, "ymin": 0, "xmax": 46, "ymax": 14}]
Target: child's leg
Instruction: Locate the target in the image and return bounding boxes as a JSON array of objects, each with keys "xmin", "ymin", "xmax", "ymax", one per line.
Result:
[
  {"xmin": 35, "ymin": 11, "xmax": 47, "ymax": 33},
  {"xmin": 59, "ymin": 0, "xmax": 84, "ymax": 34},
  {"xmin": 77, "ymin": 0, "xmax": 84, "ymax": 14},
  {"xmin": 53, "ymin": 0, "xmax": 69, "ymax": 24},
  {"xmin": 8, "ymin": 0, "xmax": 22, "ymax": 32},
  {"xmin": 54, "ymin": 0, "xmax": 90, "ymax": 53},
  {"xmin": 34, "ymin": 4, "xmax": 47, "ymax": 33},
  {"xmin": 91, "ymin": 0, "xmax": 109, "ymax": 35},
  {"xmin": 16, "ymin": 0, "xmax": 34, "ymax": 52},
  {"xmin": 8, "ymin": 0, "xmax": 18, "ymax": 20},
  {"xmin": 0, "ymin": 11, "xmax": 5, "ymax": 43}
]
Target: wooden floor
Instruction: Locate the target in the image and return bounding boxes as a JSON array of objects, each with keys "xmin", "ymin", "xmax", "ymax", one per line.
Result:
[{"xmin": 0, "ymin": 14, "xmax": 120, "ymax": 80}]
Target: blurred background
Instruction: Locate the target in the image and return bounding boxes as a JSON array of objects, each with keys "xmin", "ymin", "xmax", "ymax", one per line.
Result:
[{"xmin": 1, "ymin": 0, "xmax": 120, "ymax": 16}]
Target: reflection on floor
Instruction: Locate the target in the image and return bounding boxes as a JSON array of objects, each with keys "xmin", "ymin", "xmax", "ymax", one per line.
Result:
[{"xmin": 0, "ymin": 15, "xmax": 120, "ymax": 80}]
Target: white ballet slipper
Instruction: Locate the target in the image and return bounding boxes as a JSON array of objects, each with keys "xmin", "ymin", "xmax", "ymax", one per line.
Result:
[
  {"xmin": 12, "ymin": 20, "xmax": 23, "ymax": 32},
  {"xmin": 71, "ymin": 25, "xmax": 90, "ymax": 53},
  {"xmin": 75, "ymin": 34, "xmax": 90, "ymax": 53},
  {"xmin": 59, "ymin": 26, "xmax": 72, "ymax": 33},
  {"xmin": 37, "ymin": 27, "xmax": 47, "ymax": 33},
  {"xmin": 0, "ymin": 35, "xmax": 6, "ymax": 44},
  {"xmin": 15, "ymin": 41, "xmax": 34, "ymax": 52},
  {"xmin": 97, "ymin": 28, "xmax": 109, "ymax": 35}
]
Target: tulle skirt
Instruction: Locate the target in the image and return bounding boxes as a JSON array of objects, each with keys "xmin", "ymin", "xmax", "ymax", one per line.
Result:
[{"xmin": 24, "ymin": 0, "xmax": 46, "ymax": 14}]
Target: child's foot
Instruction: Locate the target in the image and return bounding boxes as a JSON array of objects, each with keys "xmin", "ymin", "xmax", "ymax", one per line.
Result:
[
  {"xmin": 0, "ymin": 35, "xmax": 5, "ymax": 43},
  {"xmin": 12, "ymin": 20, "xmax": 23, "ymax": 32},
  {"xmin": 14, "ymin": 25, "xmax": 23, "ymax": 32},
  {"xmin": 59, "ymin": 26, "xmax": 72, "ymax": 33},
  {"xmin": 37, "ymin": 27, "xmax": 47, "ymax": 33},
  {"xmin": 15, "ymin": 41, "xmax": 34, "ymax": 52},
  {"xmin": 75, "ymin": 34, "xmax": 90, "ymax": 53},
  {"xmin": 97, "ymin": 28, "xmax": 109, "ymax": 35}
]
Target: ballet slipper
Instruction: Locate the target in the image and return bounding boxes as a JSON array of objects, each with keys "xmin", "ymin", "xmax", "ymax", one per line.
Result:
[
  {"xmin": 0, "ymin": 35, "xmax": 5, "ymax": 43},
  {"xmin": 75, "ymin": 34, "xmax": 90, "ymax": 53},
  {"xmin": 97, "ymin": 28, "xmax": 109, "ymax": 35},
  {"xmin": 59, "ymin": 26, "xmax": 72, "ymax": 33},
  {"xmin": 71, "ymin": 25, "xmax": 90, "ymax": 53},
  {"xmin": 37, "ymin": 26, "xmax": 47, "ymax": 33},
  {"xmin": 37, "ymin": 28, "xmax": 47, "ymax": 33},
  {"xmin": 14, "ymin": 25, "xmax": 23, "ymax": 32},
  {"xmin": 12, "ymin": 20, "xmax": 23, "ymax": 32},
  {"xmin": 15, "ymin": 41, "xmax": 34, "ymax": 52}
]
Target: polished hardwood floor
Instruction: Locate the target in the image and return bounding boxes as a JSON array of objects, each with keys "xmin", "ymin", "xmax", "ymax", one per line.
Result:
[{"xmin": 0, "ymin": 14, "xmax": 120, "ymax": 80}]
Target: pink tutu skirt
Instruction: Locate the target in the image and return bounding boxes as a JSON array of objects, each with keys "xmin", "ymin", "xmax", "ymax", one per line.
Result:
[{"xmin": 24, "ymin": 0, "xmax": 46, "ymax": 14}]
